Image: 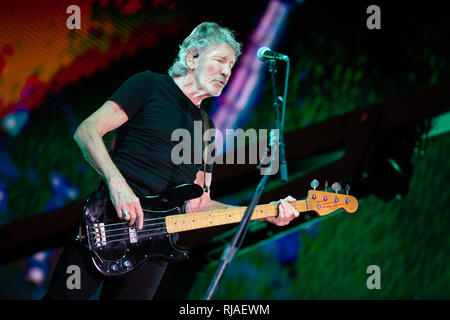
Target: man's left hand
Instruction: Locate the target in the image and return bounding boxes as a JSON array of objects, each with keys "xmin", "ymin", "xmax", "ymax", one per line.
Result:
[{"xmin": 265, "ymin": 195, "xmax": 299, "ymax": 226}]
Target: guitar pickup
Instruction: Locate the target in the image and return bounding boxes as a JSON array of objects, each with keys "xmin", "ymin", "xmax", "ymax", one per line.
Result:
[{"xmin": 129, "ymin": 227, "xmax": 138, "ymax": 244}]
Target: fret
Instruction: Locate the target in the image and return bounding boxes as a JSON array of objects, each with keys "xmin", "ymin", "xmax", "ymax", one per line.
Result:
[{"xmin": 165, "ymin": 200, "xmax": 309, "ymax": 233}]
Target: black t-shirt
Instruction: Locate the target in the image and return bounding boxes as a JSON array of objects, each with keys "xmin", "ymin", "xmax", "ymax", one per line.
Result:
[{"xmin": 108, "ymin": 71, "xmax": 214, "ymax": 197}]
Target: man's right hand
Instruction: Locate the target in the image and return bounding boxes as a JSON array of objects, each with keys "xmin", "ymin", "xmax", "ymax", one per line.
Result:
[
  {"xmin": 73, "ymin": 100, "xmax": 144, "ymax": 229},
  {"xmin": 107, "ymin": 178, "xmax": 144, "ymax": 230}
]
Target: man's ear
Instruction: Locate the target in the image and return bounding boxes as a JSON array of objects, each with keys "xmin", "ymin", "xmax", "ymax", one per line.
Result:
[{"xmin": 186, "ymin": 48, "xmax": 199, "ymax": 70}]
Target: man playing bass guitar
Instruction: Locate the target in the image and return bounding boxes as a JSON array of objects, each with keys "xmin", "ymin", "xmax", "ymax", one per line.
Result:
[{"xmin": 43, "ymin": 22, "xmax": 299, "ymax": 300}]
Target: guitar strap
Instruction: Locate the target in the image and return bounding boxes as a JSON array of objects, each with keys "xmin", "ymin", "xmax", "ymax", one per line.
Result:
[{"xmin": 201, "ymin": 109, "xmax": 210, "ymax": 193}]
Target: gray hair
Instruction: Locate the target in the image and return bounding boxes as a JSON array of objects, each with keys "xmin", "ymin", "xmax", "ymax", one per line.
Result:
[{"xmin": 168, "ymin": 22, "xmax": 242, "ymax": 77}]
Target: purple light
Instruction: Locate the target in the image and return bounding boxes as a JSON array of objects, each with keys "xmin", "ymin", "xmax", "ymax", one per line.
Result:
[
  {"xmin": 0, "ymin": 181, "xmax": 7, "ymax": 212},
  {"xmin": 25, "ymin": 267, "xmax": 46, "ymax": 286},
  {"xmin": 211, "ymin": 0, "xmax": 290, "ymax": 153}
]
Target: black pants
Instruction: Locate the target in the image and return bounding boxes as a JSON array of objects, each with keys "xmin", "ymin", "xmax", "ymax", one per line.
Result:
[{"xmin": 42, "ymin": 221, "xmax": 169, "ymax": 300}]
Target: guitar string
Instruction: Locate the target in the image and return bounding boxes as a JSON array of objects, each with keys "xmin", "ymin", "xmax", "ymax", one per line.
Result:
[
  {"xmin": 101, "ymin": 200, "xmax": 331, "ymax": 236},
  {"xmin": 94, "ymin": 228, "xmax": 169, "ymax": 245},
  {"xmin": 102, "ymin": 230, "xmax": 169, "ymax": 245},
  {"xmin": 93, "ymin": 202, "xmax": 344, "ymax": 245},
  {"xmin": 95, "ymin": 200, "xmax": 345, "ymax": 237},
  {"xmin": 97, "ymin": 198, "xmax": 344, "ymax": 230},
  {"xmin": 100, "ymin": 203, "xmax": 343, "ymax": 245},
  {"xmin": 103, "ymin": 222, "xmax": 166, "ymax": 237},
  {"xmin": 99, "ymin": 204, "xmax": 280, "ymax": 229}
]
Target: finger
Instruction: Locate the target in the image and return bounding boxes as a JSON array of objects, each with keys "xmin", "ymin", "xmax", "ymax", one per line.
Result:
[
  {"xmin": 285, "ymin": 200, "xmax": 299, "ymax": 218},
  {"xmin": 278, "ymin": 201, "xmax": 286, "ymax": 219},
  {"xmin": 272, "ymin": 214, "xmax": 284, "ymax": 226},
  {"xmin": 280, "ymin": 200, "xmax": 298, "ymax": 222},
  {"xmin": 286, "ymin": 195, "xmax": 296, "ymax": 203},
  {"xmin": 291, "ymin": 208, "xmax": 299, "ymax": 219},
  {"xmin": 117, "ymin": 206, "xmax": 127, "ymax": 220},
  {"xmin": 119, "ymin": 204, "xmax": 132, "ymax": 224},
  {"xmin": 116, "ymin": 206, "xmax": 122, "ymax": 219},
  {"xmin": 265, "ymin": 216, "xmax": 277, "ymax": 224},
  {"xmin": 135, "ymin": 202, "xmax": 144, "ymax": 230},
  {"xmin": 128, "ymin": 209, "xmax": 137, "ymax": 227},
  {"xmin": 282, "ymin": 198, "xmax": 297, "ymax": 212},
  {"xmin": 277, "ymin": 201, "xmax": 288, "ymax": 223}
]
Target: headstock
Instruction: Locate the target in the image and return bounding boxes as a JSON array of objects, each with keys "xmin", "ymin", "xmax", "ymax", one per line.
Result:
[{"xmin": 306, "ymin": 179, "xmax": 358, "ymax": 216}]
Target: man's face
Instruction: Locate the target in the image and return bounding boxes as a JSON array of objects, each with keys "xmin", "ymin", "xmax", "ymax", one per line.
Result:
[{"xmin": 192, "ymin": 43, "xmax": 236, "ymax": 97}]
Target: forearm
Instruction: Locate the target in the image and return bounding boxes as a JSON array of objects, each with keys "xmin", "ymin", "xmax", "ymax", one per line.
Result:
[
  {"xmin": 74, "ymin": 120, "xmax": 125, "ymax": 186},
  {"xmin": 187, "ymin": 198, "xmax": 236, "ymax": 213}
]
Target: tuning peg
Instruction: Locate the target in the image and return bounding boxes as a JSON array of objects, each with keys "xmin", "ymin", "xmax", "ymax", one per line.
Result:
[
  {"xmin": 345, "ymin": 184, "xmax": 350, "ymax": 195},
  {"xmin": 324, "ymin": 180, "xmax": 328, "ymax": 192},
  {"xmin": 310, "ymin": 179, "xmax": 319, "ymax": 190},
  {"xmin": 332, "ymin": 182, "xmax": 341, "ymax": 193}
]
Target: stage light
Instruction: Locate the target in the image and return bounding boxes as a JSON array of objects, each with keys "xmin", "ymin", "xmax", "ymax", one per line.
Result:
[
  {"xmin": 1, "ymin": 109, "xmax": 29, "ymax": 137},
  {"xmin": 0, "ymin": 181, "xmax": 7, "ymax": 212},
  {"xmin": 45, "ymin": 172, "xmax": 79, "ymax": 211},
  {"xmin": 25, "ymin": 250, "xmax": 52, "ymax": 287}
]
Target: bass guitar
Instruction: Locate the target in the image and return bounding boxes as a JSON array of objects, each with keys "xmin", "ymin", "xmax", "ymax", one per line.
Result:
[{"xmin": 77, "ymin": 181, "xmax": 358, "ymax": 276}]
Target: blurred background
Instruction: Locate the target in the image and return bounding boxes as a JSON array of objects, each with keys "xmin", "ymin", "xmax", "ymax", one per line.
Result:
[{"xmin": 0, "ymin": 0, "xmax": 449, "ymax": 300}]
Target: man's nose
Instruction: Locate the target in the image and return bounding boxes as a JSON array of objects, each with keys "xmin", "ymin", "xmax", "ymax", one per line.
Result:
[{"xmin": 221, "ymin": 64, "xmax": 231, "ymax": 78}]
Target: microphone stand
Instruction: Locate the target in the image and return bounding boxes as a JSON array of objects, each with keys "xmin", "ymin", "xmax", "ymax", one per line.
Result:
[
  {"xmin": 268, "ymin": 60, "xmax": 288, "ymax": 183},
  {"xmin": 203, "ymin": 145, "xmax": 277, "ymax": 300},
  {"xmin": 203, "ymin": 57, "xmax": 289, "ymax": 300}
]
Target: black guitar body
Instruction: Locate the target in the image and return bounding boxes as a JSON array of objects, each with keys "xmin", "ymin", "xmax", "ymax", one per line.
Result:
[{"xmin": 81, "ymin": 183, "xmax": 204, "ymax": 276}]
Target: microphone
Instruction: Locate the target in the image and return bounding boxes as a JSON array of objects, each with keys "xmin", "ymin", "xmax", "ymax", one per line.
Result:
[{"xmin": 257, "ymin": 47, "xmax": 289, "ymax": 62}]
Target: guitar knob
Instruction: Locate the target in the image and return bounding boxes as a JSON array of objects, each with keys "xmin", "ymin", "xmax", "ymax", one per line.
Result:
[
  {"xmin": 310, "ymin": 179, "xmax": 319, "ymax": 190},
  {"xmin": 123, "ymin": 260, "xmax": 132, "ymax": 268},
  {"xmin": 110, "ymin": 264, "xmax": 119, "ymax": 272}
]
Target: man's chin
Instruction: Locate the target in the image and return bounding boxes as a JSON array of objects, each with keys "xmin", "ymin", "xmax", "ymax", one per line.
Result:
[{"xmin": 210, "ymin": 89, "xmax": 223, "ymax": 97}]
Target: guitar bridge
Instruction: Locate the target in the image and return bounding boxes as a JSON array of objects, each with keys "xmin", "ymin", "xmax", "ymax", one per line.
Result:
[{"xmin": 93, "ymin": 223, "xmax": 106, "ymax": 247}]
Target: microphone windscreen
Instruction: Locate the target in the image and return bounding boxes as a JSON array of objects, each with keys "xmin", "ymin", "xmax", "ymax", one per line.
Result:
[{"xmin": 257, "ymin": 47, "xmax": 270, "ymax": 60}]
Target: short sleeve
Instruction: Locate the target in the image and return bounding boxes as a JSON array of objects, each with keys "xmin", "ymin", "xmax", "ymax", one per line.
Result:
[{"xmin": 108, "ymin": 71, "xmax": 153, "ymax": 119}]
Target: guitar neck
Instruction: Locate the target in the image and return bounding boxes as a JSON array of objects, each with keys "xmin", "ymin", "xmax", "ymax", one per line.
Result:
[{"xmin": 165, "ymin": 200, "xmax": 310, "ymax": 233}]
